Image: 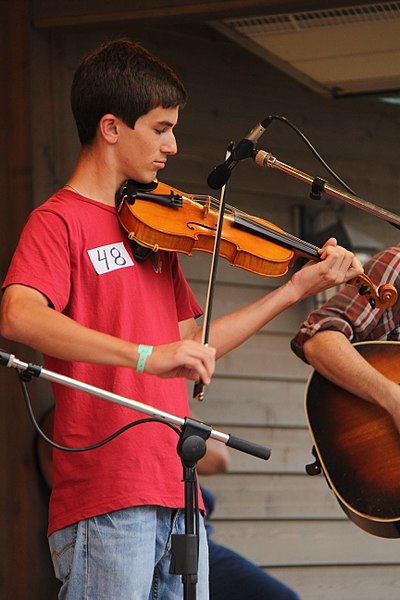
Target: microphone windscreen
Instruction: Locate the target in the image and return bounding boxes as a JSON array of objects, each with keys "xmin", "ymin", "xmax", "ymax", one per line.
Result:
[{"xmin": 207, "ymin": 165, "xmax": 232, "ymax": 190}]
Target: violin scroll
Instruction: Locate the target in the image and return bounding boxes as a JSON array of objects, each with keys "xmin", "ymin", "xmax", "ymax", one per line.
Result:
[{"xmin": 349, "ymin": 274, "xmax": 398, "ymax": 310}]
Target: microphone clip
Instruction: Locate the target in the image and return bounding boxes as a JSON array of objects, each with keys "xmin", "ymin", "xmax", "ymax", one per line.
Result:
[
  {"xmin": 230, "ymin": 138, "xmax": 258, "ymax": 162},
  {"xmin": 207, "ymin": 117, "xmax": 274, "ymax": 190},
  {"xmin": 310, "ymin": 177, "xmax": 327, "ymax": 201},
  {"xmin": 17, "ymin": 362, "xmax": 42, "ymax": 382}
]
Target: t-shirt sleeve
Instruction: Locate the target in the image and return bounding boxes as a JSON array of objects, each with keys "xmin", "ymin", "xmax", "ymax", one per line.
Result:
[
  {"xmin": 170, "ymin": 253, "xmax": 203, "ymax": 322},
  {"xmin": 2, "ymin": 208, "xmax": 72, "ymax": 312}
]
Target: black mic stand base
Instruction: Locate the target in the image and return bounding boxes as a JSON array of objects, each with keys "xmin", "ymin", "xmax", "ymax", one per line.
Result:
[{"xmin": 170, "ymin": 418, "xmax": 211, "ymax": 600}]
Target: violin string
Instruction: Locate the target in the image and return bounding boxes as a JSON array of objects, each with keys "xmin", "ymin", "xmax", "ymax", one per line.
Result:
[
  {"xmin": 237, "ymin": 213, "xmax": 319, "ymax": 256},
  {"xmin": 191, "ymin": 194, "xmax": 320, "ymax": 256}
]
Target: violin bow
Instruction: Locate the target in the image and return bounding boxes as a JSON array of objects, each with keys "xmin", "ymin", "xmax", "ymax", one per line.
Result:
[{"xmin": 193, "ymin": 144, "xmax": 234, "ymax": 401}]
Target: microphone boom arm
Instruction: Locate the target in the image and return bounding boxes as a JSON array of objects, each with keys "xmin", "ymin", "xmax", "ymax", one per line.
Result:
[
  {"xmin": 254, "ymin": 149, "xmax": 400, "ymax": 229},
  {"xmin": 0, "ymin": 350, "xmax": 271, "ymax": 461}
]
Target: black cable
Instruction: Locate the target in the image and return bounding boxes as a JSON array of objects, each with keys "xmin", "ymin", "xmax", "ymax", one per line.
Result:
[
  {"xmin": 194, "ymin": 474, "xmax": 200, "ymax": 563},
  {"xmin": 17, "ymin": 370, "xmax": 180, "ymax": 452},
  {"xmin": 268, "ymin": 115, "xmax": 358, "ymax": 196}
]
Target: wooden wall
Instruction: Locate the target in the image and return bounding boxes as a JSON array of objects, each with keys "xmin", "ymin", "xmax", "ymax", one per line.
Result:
[
  {"xmin": 1, "ymin": 8, "xmax": 400, "ymax": 600},
  {"xmin": 0, "ymin": 2, "xmax": 60, "ymax": 599}
]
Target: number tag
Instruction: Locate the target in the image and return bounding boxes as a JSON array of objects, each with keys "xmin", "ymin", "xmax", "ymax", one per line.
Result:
[{"xmin": 87, "ymin": 242, "xmax": 134, "ymax": 275}]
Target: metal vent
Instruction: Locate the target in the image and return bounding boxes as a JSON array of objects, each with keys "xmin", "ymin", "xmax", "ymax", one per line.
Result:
[
  {"xmin": 213, "ymin": 2, "xmax": 400, "ymax": 96},
  {"xmin": 225, "ymin": 2, "xmax": 400, "ymax": 35}
]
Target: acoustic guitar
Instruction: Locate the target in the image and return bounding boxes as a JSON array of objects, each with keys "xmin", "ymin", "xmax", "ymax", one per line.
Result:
[{"xmin": 305, "ymin": 341, "xmax": 400, "ymax": 538}]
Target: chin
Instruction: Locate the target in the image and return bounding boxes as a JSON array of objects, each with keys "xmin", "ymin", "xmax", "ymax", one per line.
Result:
[{"xmin": 132, "ymin": 172, "xmax": 157, "ymax": 184}]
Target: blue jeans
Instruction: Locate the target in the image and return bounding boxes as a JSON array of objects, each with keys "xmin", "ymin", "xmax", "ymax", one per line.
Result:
[{"xmin": 49, "ymin": 505, "xmax": 209, "ymax": 600}]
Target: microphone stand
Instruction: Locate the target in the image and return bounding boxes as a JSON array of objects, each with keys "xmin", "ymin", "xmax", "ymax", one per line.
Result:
[
  {"xmin": 0, "ymin": 350, "xmax": 271, "ymax": 599},
  {"xmin": 253, "ymin": 149, "xmax": 400, "ymax": 229}
]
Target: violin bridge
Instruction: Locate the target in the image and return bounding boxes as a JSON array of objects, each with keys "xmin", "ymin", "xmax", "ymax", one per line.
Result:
[{"xmin": 203, "ymin": 195, "xmax": 210, "ymax": 218}]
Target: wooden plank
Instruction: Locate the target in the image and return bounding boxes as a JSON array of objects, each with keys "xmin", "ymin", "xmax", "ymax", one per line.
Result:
[
  {"xmin": 200, "ymin": 472, "xmax": 345, "ymax": 519},
  {"xmin": 219, "ymin": 426, "xmax": 322, "ymax": 474},
  {"xmin": 189, "ymin": 377, "xmax": 308, "ymax": 426},
  {"xmin": 212, "ymin": 333, "xmax": 311, "ymax": 380},
  {"xmin": 267, "ymin": 564, "xmax": 400, "ymax": 600},
  {"xmin": 187, "ymin": 278, "xmax": 312, "ymax": 334},
  {"xmin": 209, "ymin": 519, "xmax": 400, "ymax": 566},
  {"xmin": 0, "ymin": 2, "xmax": 61, "ymax": 599}
]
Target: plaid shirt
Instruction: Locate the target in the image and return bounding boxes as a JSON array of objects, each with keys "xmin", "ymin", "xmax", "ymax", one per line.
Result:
[{"xmin": 291, "ymin": 244, "xmax": 400, "ymax": 363}]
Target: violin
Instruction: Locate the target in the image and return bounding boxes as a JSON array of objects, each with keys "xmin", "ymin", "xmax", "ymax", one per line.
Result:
[{"xmin": 116, "ymin": 180, "xmax": 398, "ymax": 310}]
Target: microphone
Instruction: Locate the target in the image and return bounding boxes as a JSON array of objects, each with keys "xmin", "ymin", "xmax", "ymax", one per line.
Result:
[{"xmin": 207, "ymin": 116, "xmax": 273, "ymax": 190}]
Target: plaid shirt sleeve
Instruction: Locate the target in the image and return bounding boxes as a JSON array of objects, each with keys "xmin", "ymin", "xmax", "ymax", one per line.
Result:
[{"xmin": 291, "ymin": 245, "xmax": 400, "ymax": 363}]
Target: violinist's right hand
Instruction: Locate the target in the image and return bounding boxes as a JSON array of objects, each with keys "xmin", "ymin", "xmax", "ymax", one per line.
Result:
[{"xmin": 141, "ymin": 339, "xmax": 216, "ymax": 383}]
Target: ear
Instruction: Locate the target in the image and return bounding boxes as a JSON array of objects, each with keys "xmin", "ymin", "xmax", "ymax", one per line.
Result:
[{"xmin": 99, "ymin": 114, "xmax": 120, "ymax": 144}]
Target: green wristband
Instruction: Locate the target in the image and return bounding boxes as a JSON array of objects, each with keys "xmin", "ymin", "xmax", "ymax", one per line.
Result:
[{"xmin": 136, "ymin": 344, "xmax": 153, "ymax": 373}]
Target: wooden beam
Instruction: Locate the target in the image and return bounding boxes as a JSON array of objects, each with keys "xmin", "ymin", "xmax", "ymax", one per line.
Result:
[
  {"xmin": 0, "ymin": 0, "xmax": 33, "ymax": 270},
  {"xmin": 32, "ymin": 0, "xmax": 380, "ymax": 29}
]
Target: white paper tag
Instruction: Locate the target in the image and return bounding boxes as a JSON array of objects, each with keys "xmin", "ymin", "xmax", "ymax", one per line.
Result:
[{"xmin": 87, "ymin": 242, "xmax": 134, "ymax": 275}]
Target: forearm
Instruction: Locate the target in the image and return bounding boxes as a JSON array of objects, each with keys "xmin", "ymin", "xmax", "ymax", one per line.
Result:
[
  {"xmin": 1, "ymin": 290, "xmax": 137, "ymax": 367},
  {"xmin": 202, "ymin": 279, "xmax": 301, "ymax": 359},
  {"xmin": 1, "ymin": 285, "xmax": 215, "ymax": 382},
  {"xmin": 303, "ymin": 330, "xmax": 399, "ymax": 412}
]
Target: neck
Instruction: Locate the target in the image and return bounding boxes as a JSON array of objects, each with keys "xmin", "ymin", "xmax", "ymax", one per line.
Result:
[{"xmin": 65, "ymin": 147, "xmax": 124, "ymax": 206}]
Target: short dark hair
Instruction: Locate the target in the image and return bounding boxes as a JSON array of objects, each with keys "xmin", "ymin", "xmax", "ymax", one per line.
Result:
[{"xmin": 71, "ymin": 39, "xmax": 187, "ymax": 145}]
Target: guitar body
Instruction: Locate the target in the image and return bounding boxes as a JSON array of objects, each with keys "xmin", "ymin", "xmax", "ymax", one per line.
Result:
[{"xmin": 305, "ymin": 341, "xmax": 400, "ymax": 538}]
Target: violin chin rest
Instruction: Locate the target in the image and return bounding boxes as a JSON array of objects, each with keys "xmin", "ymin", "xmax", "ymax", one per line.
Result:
[{"xmin": 133, "ymin": 243, "xmax": 154, "ymax": 263}]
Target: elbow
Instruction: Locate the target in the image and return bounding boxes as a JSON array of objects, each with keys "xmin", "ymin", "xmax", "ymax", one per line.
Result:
[
  {"xmin": 0, "ymin": 292, "xmax": 32, "ymax": 343},
  {"xmin": 215, "ymin": 449, "xmax": 230, "ymax": 473},
  {"xmin": 198, "ymin": 440, "xmax": 231, "ymax": 475},
  {"xmin": 303, "ymin": 329, "xmax": 348, "ymax": 367},
  {"xmin": 0, "ymin": 294, "xmax": 13, "ymax": 339},
  {"xmin": 210, "ymin": 444, "xmax": 231, "ymax": 473},
  {"xmin": 303, "ymin": 334, "xmax": 330, "ymax": 368},
  {"xmin": 0, "ymin": 300, "xmax": 21, "ymax": 341},
  {"xmin": 303, "ymin": 336, "xmax": 318, "ymax": 365}
]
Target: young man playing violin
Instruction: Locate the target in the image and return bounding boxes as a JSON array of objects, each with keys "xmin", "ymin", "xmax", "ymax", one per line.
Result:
[{"xmin": 0, "ymin": 39, "xmax": 362, "ymax": 599}]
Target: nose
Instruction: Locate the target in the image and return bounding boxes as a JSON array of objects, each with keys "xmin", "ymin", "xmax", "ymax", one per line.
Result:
[{"xmin": 161, "ymin": 131, "xmax": 177, "ymax": 156}]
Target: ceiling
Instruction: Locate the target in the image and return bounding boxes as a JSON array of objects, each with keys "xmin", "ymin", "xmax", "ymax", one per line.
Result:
[
  {"xmin": 32, "ymin": 0, "xmax": 400, "ymax": 98},
  {"xmin": 211, "ymin": 1, "xmax": 400, "ymax": 96}
]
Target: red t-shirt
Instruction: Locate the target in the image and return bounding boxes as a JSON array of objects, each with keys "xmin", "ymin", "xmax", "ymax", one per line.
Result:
[{"xmin": 3, "ymin": 189, "xmax": 203, "ymax": 535}]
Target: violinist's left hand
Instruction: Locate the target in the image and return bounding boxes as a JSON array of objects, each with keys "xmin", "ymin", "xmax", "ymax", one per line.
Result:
[{"xmin": 288, "ymin": 237, "xmax": 363, "ymax": 301}]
